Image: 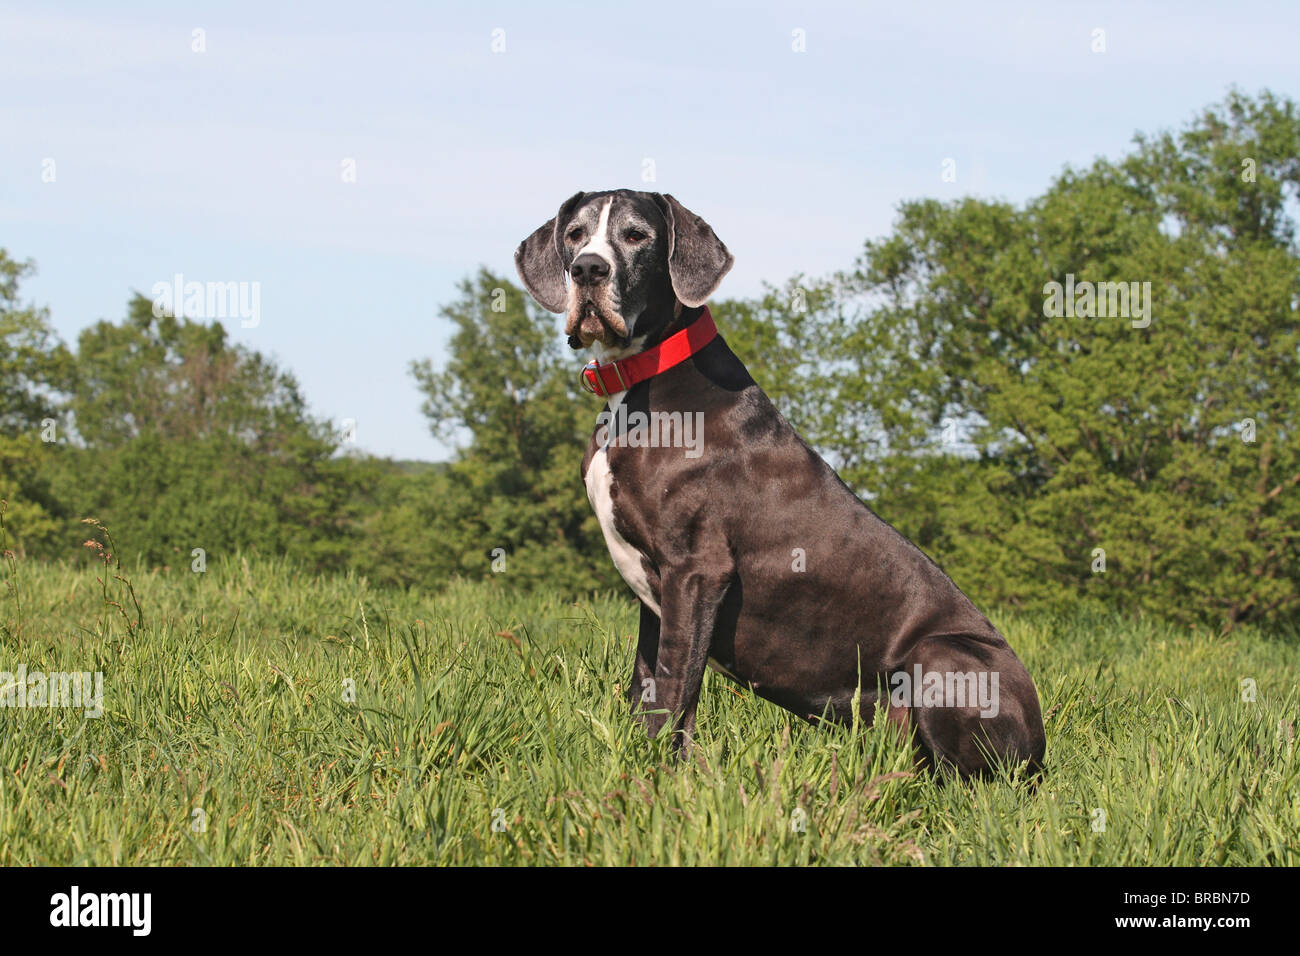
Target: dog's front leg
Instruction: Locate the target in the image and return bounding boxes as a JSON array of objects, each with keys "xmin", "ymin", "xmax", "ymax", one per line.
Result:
[
  {"xmin": 642, "ymin": 565, "xmax": 733, "ymax": 758},
  {"xmin": 629, "ymin": 600, "xmax": 660, "ymax": 713}
]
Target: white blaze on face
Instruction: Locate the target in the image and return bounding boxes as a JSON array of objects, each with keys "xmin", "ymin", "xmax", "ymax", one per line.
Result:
[
  {"xmin": 573, "ymin": 198, "xmax": 616, "ymax": 280},
  {"xmin": 569, "ymin": 196, "xmax": 634, "ymax": 344}
]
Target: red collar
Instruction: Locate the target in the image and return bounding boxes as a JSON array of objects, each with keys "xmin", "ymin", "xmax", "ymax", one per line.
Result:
[{"xmin": 579, "ymin": 308, "xmax": 717, "ymax": 397}]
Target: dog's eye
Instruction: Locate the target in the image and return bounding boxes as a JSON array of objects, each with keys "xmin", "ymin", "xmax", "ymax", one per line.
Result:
[
  {"xmin": 624, "ymin": 229, "xmax": 648, "ymax": 243},
  {"xmin": 566, "ymin": 228, "xmax": 585, "ymax": 243}
]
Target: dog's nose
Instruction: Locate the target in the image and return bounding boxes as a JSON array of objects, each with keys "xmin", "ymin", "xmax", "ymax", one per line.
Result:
[{"xmin": 570, "ymin": 253, "xmax": 611, "ymax": 286}]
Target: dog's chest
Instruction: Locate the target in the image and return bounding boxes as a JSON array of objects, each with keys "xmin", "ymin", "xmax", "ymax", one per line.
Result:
[{"xmin": 584, "ymin": 398, "xmax": 660, "ymax": 616}]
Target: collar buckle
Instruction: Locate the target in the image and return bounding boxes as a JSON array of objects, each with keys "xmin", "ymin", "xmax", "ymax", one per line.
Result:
[
  {"xmin": 580, "ymin": 359, "xmax": 629, "ymax": 397},
  {"xmin": 580, "ymin": 360, "xmax": 607, "ymax": 396}
]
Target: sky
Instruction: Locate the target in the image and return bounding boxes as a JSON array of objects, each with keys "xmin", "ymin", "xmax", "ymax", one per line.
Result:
[{"xmin": 2, "ymin": 1, "xmax": 1297, "ymax": 461}]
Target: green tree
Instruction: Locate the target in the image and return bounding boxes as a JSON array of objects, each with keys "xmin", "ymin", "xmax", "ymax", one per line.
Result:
[
  {"xmin": 63, "ymin": 293, "xmax": 360, "ymax": 568},
  {"xmin": 832, "ymin": 89, "xmax": 1300, "ymax": 628},
  {"xmin": 71, "ymin": 293, "xmax": 315, "ymax": 448},
  {"xmin": 0, "ymin": 251, "xmax": 74, "ymax": 554}
]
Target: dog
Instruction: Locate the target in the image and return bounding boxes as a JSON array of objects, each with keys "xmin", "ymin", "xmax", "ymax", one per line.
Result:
[{"xmin": 515, "ymin": 189, "xmax": 1046, "ymax": 778}]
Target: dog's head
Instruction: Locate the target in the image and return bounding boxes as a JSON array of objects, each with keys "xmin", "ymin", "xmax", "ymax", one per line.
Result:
[{"xmin": 514, "ymin": 189, "xmax": 733, "ymax": 353}]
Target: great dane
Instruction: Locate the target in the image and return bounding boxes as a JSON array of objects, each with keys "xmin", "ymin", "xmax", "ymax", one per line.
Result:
[{"xmin": 515, "ymin": 188, "xmax": 1046, "ymax": 777}]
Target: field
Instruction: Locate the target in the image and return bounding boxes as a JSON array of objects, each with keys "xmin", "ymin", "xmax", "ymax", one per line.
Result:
[{"xmin": 1, "ymin": 554, "xmax": 1297, "ymax": 866}]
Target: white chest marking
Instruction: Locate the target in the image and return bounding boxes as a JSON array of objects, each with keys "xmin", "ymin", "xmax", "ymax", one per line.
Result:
[{"xmin": 585, "ymin": 392, "xmax": 660, "ymax": 616}]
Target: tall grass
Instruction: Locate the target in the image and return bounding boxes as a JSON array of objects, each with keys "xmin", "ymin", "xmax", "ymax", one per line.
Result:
[{"xmin": 0, "ymin": 553, "xmax": 1295, "ymax": 865}]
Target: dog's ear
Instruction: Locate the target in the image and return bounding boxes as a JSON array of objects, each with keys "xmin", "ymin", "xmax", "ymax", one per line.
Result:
[
  {"xmin": 654, "ymin": 194, "xmax": 735, "ymax": 307},
  {"xmin": 514, "ymin": 191, "xmax": 586, "ymax": 313}
]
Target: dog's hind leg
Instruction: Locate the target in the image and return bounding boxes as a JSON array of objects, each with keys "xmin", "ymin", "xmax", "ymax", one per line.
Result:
[{"xmin": 895, "ymin": 634, "xmax": 1046, "ymax": 779}]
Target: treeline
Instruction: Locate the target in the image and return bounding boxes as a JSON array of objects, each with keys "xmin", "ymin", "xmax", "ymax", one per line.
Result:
[{"xmin": 2, "ymin": 89, "xmax": 1298, "ymax": 631}]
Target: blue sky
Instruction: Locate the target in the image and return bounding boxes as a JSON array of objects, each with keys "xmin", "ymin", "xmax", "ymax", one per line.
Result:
[{"xmin": 2, "ymin": 1, "xmax": 1296, "ymax": 460}]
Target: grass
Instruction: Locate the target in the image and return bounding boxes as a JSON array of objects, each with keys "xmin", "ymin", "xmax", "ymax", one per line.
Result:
[{"xmin": 0, "ymin": 551, "xmax": 1296, "ymax": 865}]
